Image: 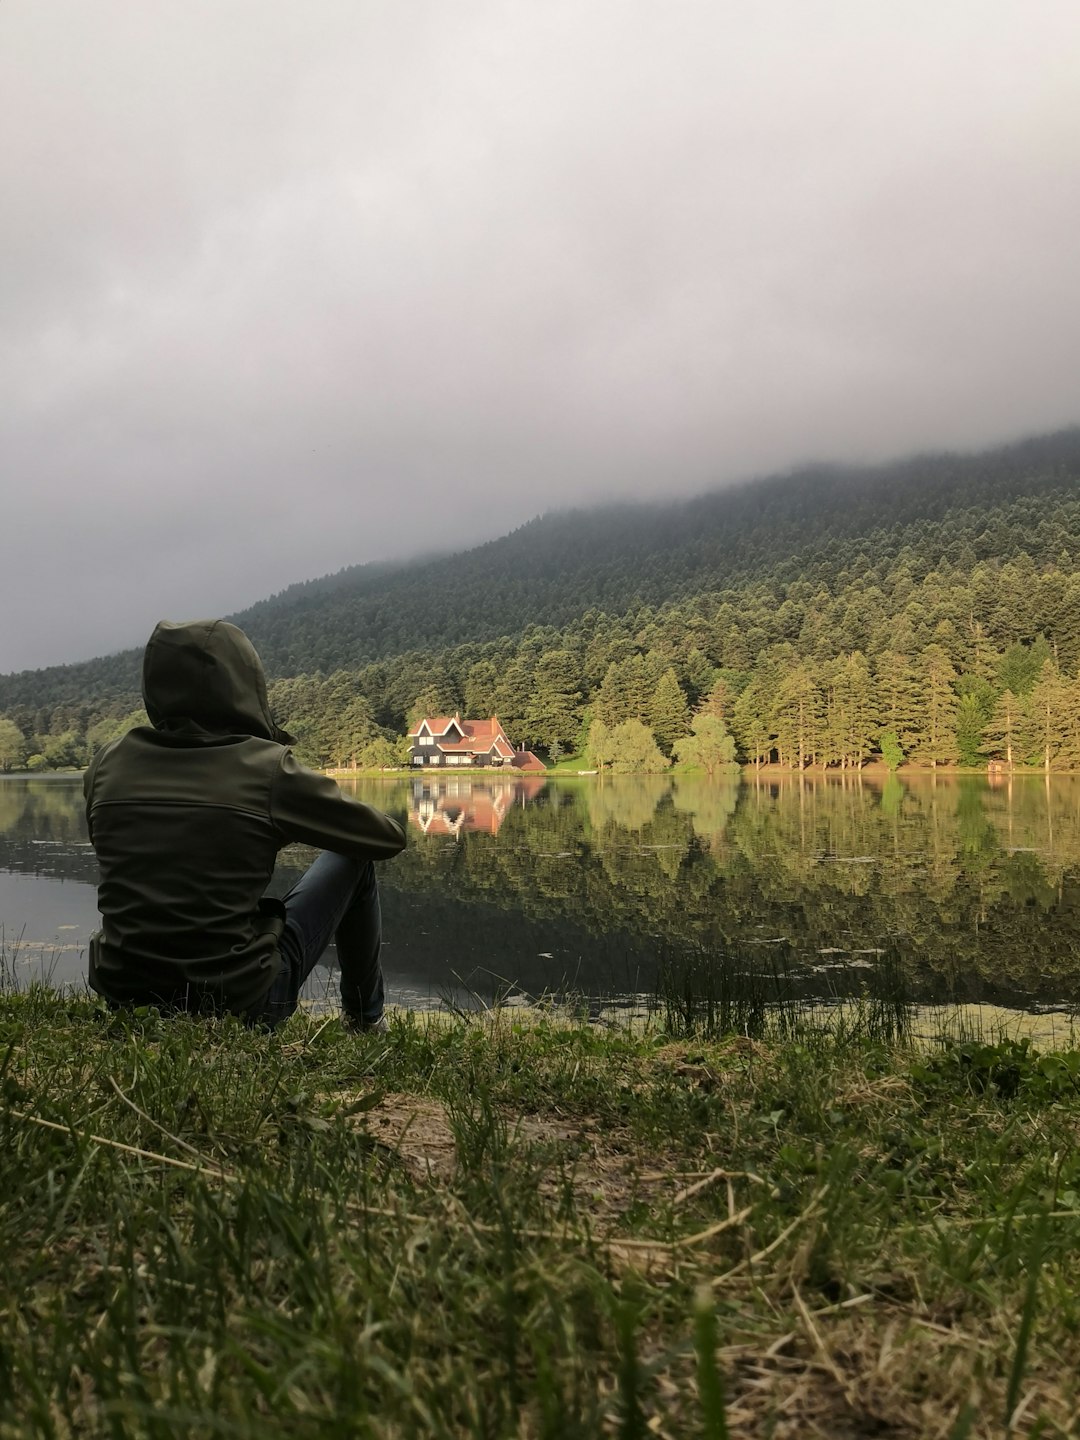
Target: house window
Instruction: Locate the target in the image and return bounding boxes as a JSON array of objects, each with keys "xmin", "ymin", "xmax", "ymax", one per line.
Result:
[{"xmin": 419, "ymin": 735, "xmax": 434, "ymax": 745}]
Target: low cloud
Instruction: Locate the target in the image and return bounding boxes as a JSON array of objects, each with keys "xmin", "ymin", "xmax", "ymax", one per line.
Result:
[{"xmin": 2, "ymin": 0, "xmax": 1078, "ymax": 671}]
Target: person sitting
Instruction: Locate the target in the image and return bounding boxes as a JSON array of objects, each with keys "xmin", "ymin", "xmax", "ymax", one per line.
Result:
[{"xmin": 84, "ymin": 618, "xmax": 406, "ymax": 1030}]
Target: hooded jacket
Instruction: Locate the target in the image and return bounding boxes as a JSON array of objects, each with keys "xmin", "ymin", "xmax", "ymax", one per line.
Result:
[{"xmin": 84, "ymin": 619, "xmax": 406, "ymax": 1013}]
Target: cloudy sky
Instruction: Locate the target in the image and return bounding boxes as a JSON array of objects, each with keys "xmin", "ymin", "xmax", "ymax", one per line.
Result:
[{"xmin": 2, "ymin": 1, "xmax": 1078, "ymax": 673}]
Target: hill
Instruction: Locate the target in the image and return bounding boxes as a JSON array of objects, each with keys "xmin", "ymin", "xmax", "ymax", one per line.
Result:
[{"xmin": 2, "ymin": 426, "xmax": 1079, "ymax": 771}]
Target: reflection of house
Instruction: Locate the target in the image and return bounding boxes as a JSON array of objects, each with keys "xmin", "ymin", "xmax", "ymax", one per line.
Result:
[
  {"xmin": 407, "ymin": 714, "xmax": 545, "ymax": 771},
  {"xmin": 408, "ymin": 776, "xmax": 547, "ymax": 838}
]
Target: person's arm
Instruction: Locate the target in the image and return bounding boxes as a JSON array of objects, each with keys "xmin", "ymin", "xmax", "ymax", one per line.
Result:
[
  {"xmin": 83, "ymin": 750, "xmax": 102, "ymax": 842},
  {"xmin": 269, "ymin": 750, "xmax": 406, "ymax": 859}
]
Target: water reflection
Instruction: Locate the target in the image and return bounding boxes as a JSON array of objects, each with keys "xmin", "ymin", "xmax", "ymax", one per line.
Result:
[
  {"xmin": 407, "ymin": 775, "xmax": 547, "ymax": 838},
  {"xmin": 2, "ymin": 771, "xmax": 1080, "ymax": 1010}
]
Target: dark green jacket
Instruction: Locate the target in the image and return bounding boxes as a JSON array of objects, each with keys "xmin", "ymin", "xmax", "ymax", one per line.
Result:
[{"xmin": 84, "ymin": 619, "xmax": 405, "ymax": 1013}]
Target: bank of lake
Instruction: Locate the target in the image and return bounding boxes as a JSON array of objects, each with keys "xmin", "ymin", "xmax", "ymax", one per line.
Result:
[{"xmin": 2, "ymin": 981, "xmax": 1079, "ymax": 1438}]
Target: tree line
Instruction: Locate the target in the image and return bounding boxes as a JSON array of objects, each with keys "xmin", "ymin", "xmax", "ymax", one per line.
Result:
[{"xmin": 3, "ymin": 630, "xmax": 1079, "ymax": 776}]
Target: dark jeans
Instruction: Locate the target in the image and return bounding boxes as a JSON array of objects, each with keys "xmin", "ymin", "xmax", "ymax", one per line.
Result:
[{"xmin": 247, "ymin": 853, "xmax": 385, "ymax": 1030}]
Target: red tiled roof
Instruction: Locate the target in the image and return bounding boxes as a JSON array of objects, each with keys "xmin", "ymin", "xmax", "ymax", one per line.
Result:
[
  {"xmin": 512, "ymin": 751, "xmax": 547, "ymax": 771},
  {"xmin": 409, "ymin": 716, "xmax": 514, "ymax": 751},
  {"xmin": 459, "ymin": 717, "xmax": 509, "ymax": 743},
  {"xmin": 408, "ymin": 715, "xmax": 464, "ymax": 738}
]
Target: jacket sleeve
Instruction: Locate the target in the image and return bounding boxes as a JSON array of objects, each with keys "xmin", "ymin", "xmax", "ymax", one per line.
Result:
[
  {"xmin": 268, "ymin": 751, "xmax": 406, "ymax": 859},
  {"xmin": 83, "ymin": 756, "xmax": 97, "ymax": 841}
]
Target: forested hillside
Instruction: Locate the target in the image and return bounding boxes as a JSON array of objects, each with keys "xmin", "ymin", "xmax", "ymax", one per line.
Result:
[{"xmin": 2, "ymin": 427, "xmax": 1079, "ymax": 773}]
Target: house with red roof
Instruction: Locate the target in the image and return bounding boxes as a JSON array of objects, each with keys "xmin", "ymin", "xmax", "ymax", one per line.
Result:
[{"xmin": 407, "ymin": 714, "xmax": 546, "ymax": 771}]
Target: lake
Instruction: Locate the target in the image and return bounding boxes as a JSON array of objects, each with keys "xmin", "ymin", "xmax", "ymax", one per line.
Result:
[{"xmin": 2, "ymin": 769, "xmax": 1079, "ymax": 1014}]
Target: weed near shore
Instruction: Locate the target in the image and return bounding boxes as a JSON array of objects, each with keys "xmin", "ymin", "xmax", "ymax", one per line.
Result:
[{"xmin": 1, "ymin": 990, "xmax": 1079, "ymax": 1437}]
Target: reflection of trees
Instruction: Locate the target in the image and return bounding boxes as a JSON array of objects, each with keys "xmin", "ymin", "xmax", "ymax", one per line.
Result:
[
  {"xmin": 671, "ymin": 777, "xmax": 739, "ymax": 857},
  {"xmin": 301, "ymin": 769, "xmax": 1080, "ymax": 1005},
  {"xmin": 0, "ymin": 784, "xmax": 28, "ymax": 835},
  {"xmin": 8, "ymin": 773, "xmax": 1080, "ymax": 1005},
  {"xmin": 585, "ymin": 776, "xmax": 669, "ymax": 835},
  {"xmin": 0, "ymin": 778, "xmax": 98, "ymax": 882}
]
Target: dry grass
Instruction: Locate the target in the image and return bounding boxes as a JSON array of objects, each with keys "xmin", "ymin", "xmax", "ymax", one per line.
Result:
[{"xmin": 2, "ymin": 994, "xmax": 1080, "ymax": 1435}]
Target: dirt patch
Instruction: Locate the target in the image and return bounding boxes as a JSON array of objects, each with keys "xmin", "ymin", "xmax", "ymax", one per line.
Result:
[
  {"xmin": 360, "ymin": 1091, "xmax": 458, "ymax": 1181},
  {"xmin": 354, "ymin": 1091, "xmax": 693, "ymax": 1230}
]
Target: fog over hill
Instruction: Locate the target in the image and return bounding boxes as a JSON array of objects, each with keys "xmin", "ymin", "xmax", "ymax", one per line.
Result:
[
  {"xmin": 4, "ymin": 5, "xmax": 1080, "ymax": 673},
  {"xmin": 1, "ymin": 427, "xmax": 1078, "ymax": 717}
]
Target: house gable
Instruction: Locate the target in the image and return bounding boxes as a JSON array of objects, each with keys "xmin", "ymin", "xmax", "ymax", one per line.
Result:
[{"xmin": 408, "ymin": 713, "xmax": 535, "ymax": 768}]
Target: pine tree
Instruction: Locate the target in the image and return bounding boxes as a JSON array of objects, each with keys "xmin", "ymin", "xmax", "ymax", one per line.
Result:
[
  {"xmin": 773, "ymin": 664, "xmax": 822, "ymax": 769},
  {"xmin": 594, "ymin": 656, "xmax": 648, "ymax": 727},
  {"xmin": 464, "ymin": 660, "xmax": 499, "ymax": 717},
  {"xmin": 696, "ymin": 675, "xmax": 731, "ymax": 723},
  {"xmin": 523, "ymin": 649, "xmax": 582, "ymax": 751},
  {"xmin": 1063, "ymin": 676, "xmax": 1080, "ymax": 768},
  {"xmin": 1025, "ymin": 660, "xmax": 1071, "ymax": 771},
  {"xmin": 822, "ymin": 652, "xmax": 877, "ymax": 768},
  {"xmin": 909, "ymin": 644, "xmax": 960, "ymax": 767},
  {"xmin": 980, "ymin": 688, "xmax": 1021, "ymax": 767},
  {"xmin": 682, "ymin": 647, "xmax": 716, "ymax": 707},
  {"xmin": 334, "ymin": 696, "xmax": 378, "ymax": 768},
  {"xmin": 999, "ymin": 636, "xmax": 1054, "ymax": 696},
  {"xmin": 492, "ymin": 657, "xmax": 534, "ymax": 744},
  {"xmin": 648, "ymin": 668, "xmax": 691, "ymax": 755},
  {"xmin": 731, "ymin": 681, "xmax": 772, "ymax": 768},
  {"xmin": 954, "ymin": 677, "xmax": 994, "ymax": 767},
  {"xmin": 874, "ymin": 650, "xmax": 920, "ymax": 755}
]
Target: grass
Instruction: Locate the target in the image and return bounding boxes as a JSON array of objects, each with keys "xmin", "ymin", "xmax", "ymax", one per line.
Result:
[{"xmin": 1, "ymin": 980, "xmax": 1080, "ymax": 1437}]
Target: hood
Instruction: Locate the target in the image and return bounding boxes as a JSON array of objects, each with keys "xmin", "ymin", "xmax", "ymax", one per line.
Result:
[{"xmin": 142, "ymin": 619, "xmax": 295, "ymax": 743}]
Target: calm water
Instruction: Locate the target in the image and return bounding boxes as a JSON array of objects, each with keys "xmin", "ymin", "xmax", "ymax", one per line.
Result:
[{"xmin": 2, "ymin": 770, "xmax": 1079, "ymax": 1012}]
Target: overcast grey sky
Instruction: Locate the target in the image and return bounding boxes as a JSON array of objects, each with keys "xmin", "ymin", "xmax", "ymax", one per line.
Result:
[{"xmin": 2, "ymin": 1, "xmax": 1079, "ymax": 673}]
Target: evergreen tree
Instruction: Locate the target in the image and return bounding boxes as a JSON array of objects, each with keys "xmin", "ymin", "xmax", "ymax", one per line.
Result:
[
  {"xmin": 492, "ymin": 657, "xmax": 534, "ymax": 744},
  {"xmin": 823, "ymin": 652, "xmax": 877, "ymax": 768},
  {"xmin": 772, "ymin": 664, "xmax": 822, "ymax": 769},
  {"xmin": 874, "ymin": 650, "xmax": 920, "ymax": 755},
  {"xmin": 522, "ymin": 649, "xmax": 582, "ymax": 751},
  {"xmin": 731, "ymin": 680, "xmax": 772, "ymax": 768},
  {"xmin": 980, "ymin": 689, "xmax": 1021, "ymax": 768},
  {"xmin": 593, "ymin": 656, "xmax": 648, "ymax": 727},
  {"xmin": 696, "ymin": 674, "xmax": 731, "ymax": 723},
  {"xmin": 999, "ymin": 637, "xmax": 1053, "ymax": 696},
  {"xmin": 954, "ymin": 677, "xmax": 994, "ymax": 767},
  {"xmin": 1063, "ymin": 676, "xmax": 1080, "ymax": 768},
  {"xmin": 648, "ymin": 667, "xmax": 690, "ymax": 755},
  {"xmin": 682, "ymin": 646, "xmax": 716, "ymax": 707},
  {"xmin": 334, "ymin": 696, "xmax": 378, "ymax": 768},
  {"xmin": 1025, "ymin": 660, "xmax": 1071, "ymax": 771},
  {"xmin": 464, "ymin": 660, "xmax": 499, "ymax": 717},
  {"xmin": 909, "ymin": 644, "xmax": 959, "ymax": 767}
]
